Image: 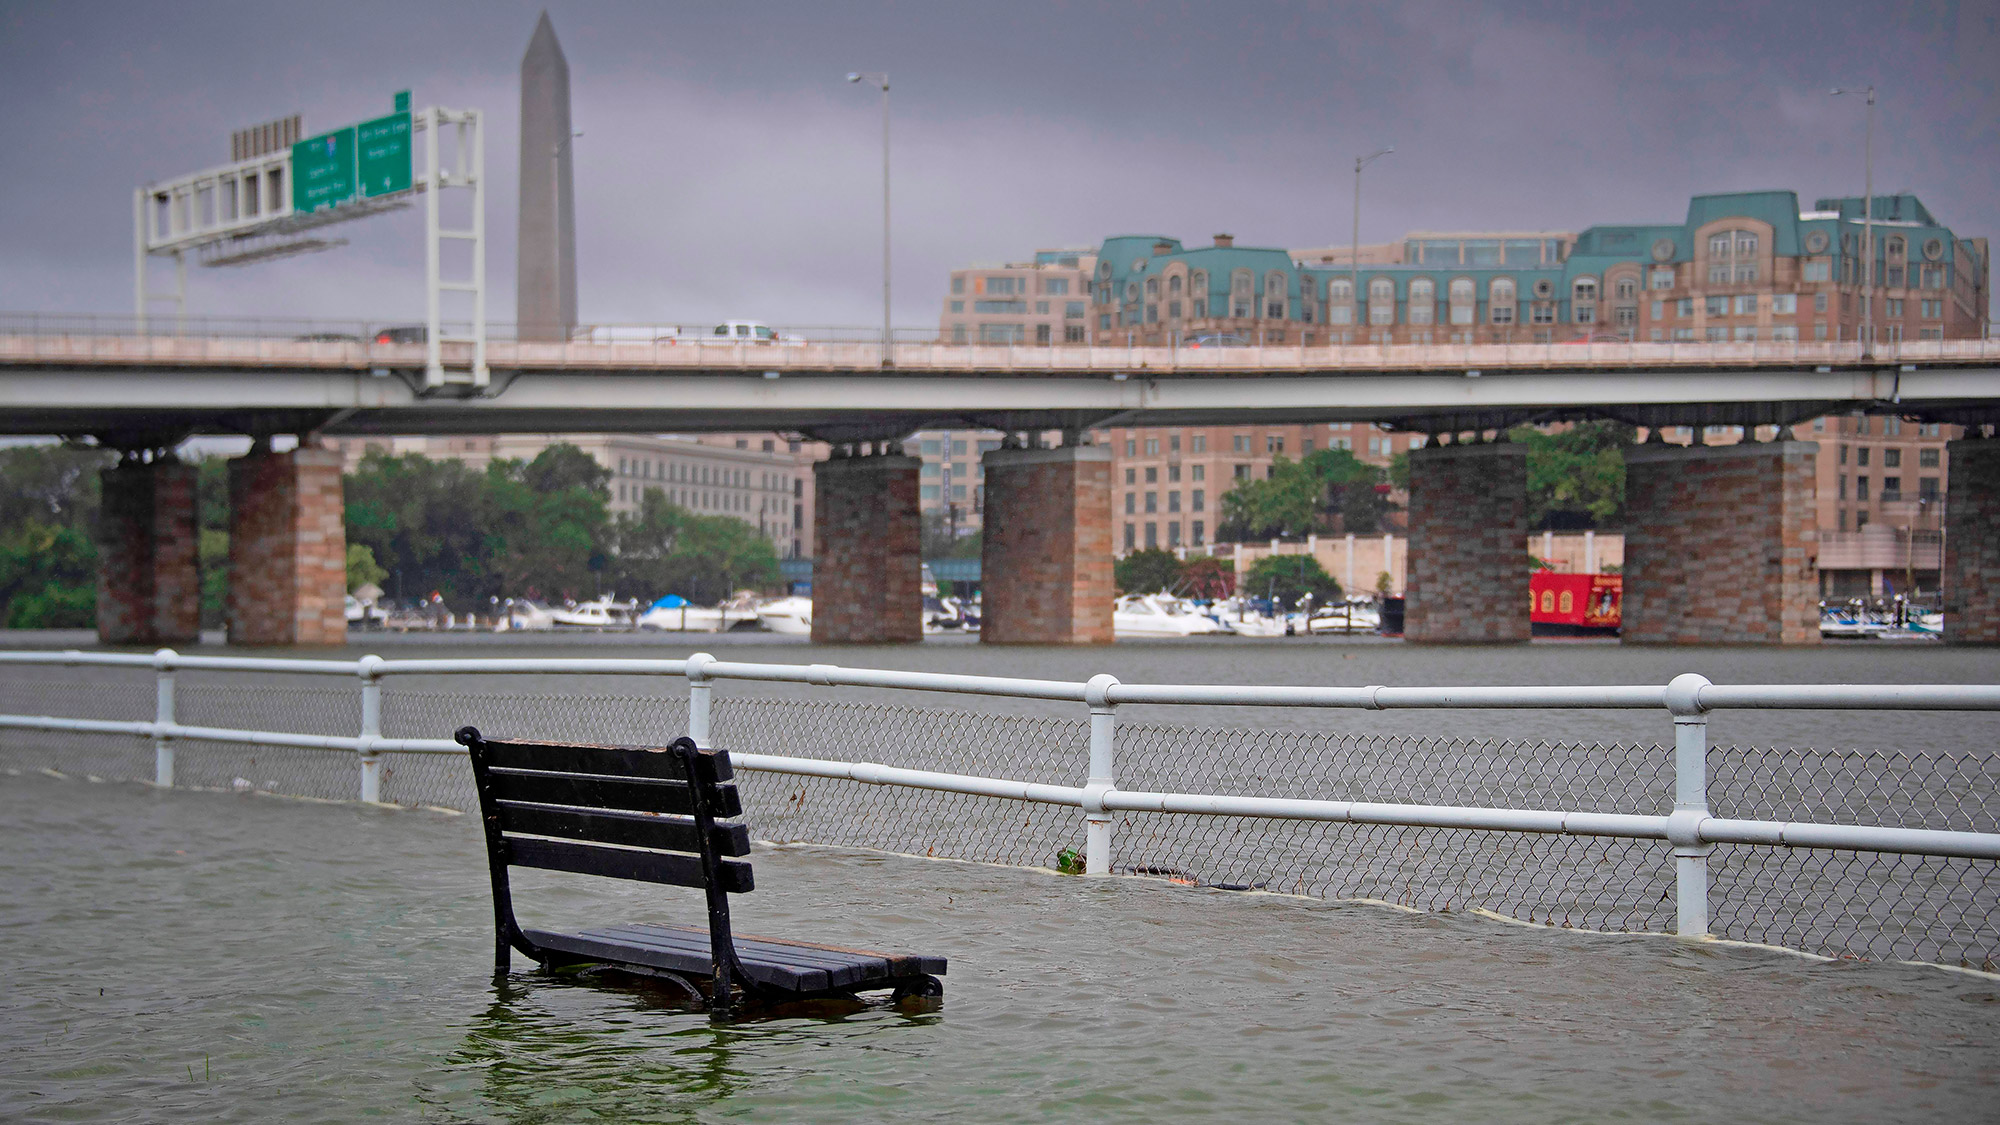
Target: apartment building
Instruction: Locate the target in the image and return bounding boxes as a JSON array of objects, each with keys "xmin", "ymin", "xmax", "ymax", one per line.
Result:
[{"xmin": 939, "ymin": 248, "xmax": 1097, "ymax": 345}]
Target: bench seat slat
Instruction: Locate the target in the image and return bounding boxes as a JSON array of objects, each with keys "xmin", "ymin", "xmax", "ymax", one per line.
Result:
[
  {"xmin": 505, "ymin": 837, "xmax": 754, "ymax": 893},
  {"xmin": 497, "ymin": 801, "xmax": 751, "ymax": 857},
  {"xmin": 601, "ymin": 924, "xmax": 944, "ymax": 979},
  {"xmin": 593, "ymin": 924, "xmax": 878, "ymax": 988},
  {"xmin": 483, "ymin": 738, "xmax": 735, "ymax": 782},
  {"xmin": 522, "ymin": 928, "xmax": 828, "ymax": 991},
  {"xmin": 486, "ymin": 768, "xmax": 743, "ymax": 817}
]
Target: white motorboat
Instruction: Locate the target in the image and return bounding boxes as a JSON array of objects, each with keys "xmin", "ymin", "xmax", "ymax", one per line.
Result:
[
  {"xmin": 637, "ymin": 592, "xmax": 762, "ymax": 633},
  {"xmin": 1303, "ymin": 599, "xmax": 1382, "ymax": 634},
  {"xmin": 756, "ymin": 595, "xmax": 813, "ymax": 635},
  {"xmin": 549, "ymin": 595, "xmax": 638, "ymax": 630},
  {"xmin": 495, "ymin": 599, "xmax": 558, "ymax": 631},
  {"xmin": 1114, "ymin": 593, "xmax": 1235, "ymax": 638}
]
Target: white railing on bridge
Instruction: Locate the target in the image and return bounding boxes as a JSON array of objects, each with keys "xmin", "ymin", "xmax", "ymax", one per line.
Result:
[
  {"xmin": 1, "ymin": 647, "xmax": 1996, "ymax": 971},
  {"xmin": 4, "ymin": 312, "xmax": 1997, "ymax": 373}
]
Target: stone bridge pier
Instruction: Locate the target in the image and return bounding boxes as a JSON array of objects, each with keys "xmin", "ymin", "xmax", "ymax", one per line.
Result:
[
  {"xmin": 1944, "ymin": 431, "xmax": 2000, "ymax": 645},
  {"xmin": 225, "ymin": 444, "xmax": 347, "ymax": 646},
  {"xmin": 1621, "ymin": 435, "xmax": 1819, "ymax": 645},
  {"xmin": 810, "ymin": 446, "xmax": 923, "ymax": 644},
  {"xmin": 96, "ymin": 454, "xmax": 200, "ymax": 646},
  {"xmin": 1403, "ymin": 439, "xmax": 1530, "ymax": 643},
  {"xmin": 979, "ymin": 441, "xmax": 1114, "ymax": 644}
]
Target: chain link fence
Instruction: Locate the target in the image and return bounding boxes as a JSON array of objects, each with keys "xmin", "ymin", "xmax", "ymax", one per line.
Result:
[{"xmin": 1, "ymin": 674, "xmax": 1993, "ymax": 970}]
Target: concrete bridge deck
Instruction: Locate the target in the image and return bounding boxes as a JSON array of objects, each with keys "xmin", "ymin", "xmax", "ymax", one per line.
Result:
[{"xmin": 4, "ymin": 333, "xmax": 1998, "ymax": 440}]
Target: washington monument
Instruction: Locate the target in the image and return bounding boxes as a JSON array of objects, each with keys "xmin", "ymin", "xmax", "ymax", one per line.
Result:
[{"xmin": 517, "ymin": 12, "xmax": 577, "ymax": 341}]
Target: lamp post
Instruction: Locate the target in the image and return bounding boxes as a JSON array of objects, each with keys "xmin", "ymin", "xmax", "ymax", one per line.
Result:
[
  {"xmin": 1351, "ymin": 147, "xmax": 1393, "ymax": 338},
  {"xmin": 847, "ymin": 72, "xmax": 892, "ymax": 364},
  {"xmin": 1830, "ymin": 87, "xmax": 1874, "ymax": 353}
]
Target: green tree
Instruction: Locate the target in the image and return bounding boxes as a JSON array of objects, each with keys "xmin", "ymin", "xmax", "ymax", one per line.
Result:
[
  {"xmin": 344, "ymin": 451, "xmax": 496, "ymax": 604},
  {"xmin": 612, "ymin": 489, "xmax": 777, "ymax": 603},
  {"xmin": 479, "ymin": 446, "xmax": 613, "ymax": 600},
  {"xmin": 0, "ymin": 444, "xmax": 110, "ymax": 628},
  {"xmin": 1218, "ymin": 448, "xmax": 1389, "ymax": 540},
  {"xmin": 346, "ymin": 543, "xmax": 388, "ymax": 591},
  {"xmin": 1243, "ymin": 554, "xmax": 1342, "ymax": 609},
  {"xmin": 1114, "ymin": 548, "xmax": 1183, "ymax": 594},
  {"xmin": 1506, "ymin": 421, "xmax": 1634, "ymax": 528}
]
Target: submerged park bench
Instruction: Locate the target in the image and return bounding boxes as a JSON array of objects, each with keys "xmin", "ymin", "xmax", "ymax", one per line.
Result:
[{"xmin": 455, "ymin": 727, "xmax": 946, "ymax": 1015}]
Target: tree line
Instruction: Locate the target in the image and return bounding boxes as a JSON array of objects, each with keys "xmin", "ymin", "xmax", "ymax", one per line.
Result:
[{"xmin": 0, "ymin": 442, "xmax": 781, "ymax": 628}]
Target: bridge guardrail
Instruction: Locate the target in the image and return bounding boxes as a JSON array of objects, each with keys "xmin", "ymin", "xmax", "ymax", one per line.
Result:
[{"xmin": 1, "ymin": 647, "xmax": 1995, "ymax": 971}]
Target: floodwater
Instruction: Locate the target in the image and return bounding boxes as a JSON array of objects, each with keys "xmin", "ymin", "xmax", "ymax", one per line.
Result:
[
  {"xmin": 4, "ymin": 631, "xmax": 1999, "ymax": 1121},
  {"xmin": 3, "ymin": 771, "xmax": 1997, "ymax": 1123}
]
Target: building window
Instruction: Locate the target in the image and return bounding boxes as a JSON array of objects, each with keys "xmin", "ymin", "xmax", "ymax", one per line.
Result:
[
  {"xmin": 1124, "ymin": 467, "xmax": 1136, "ymax": 484},
  {"xmin": 1234, "ymin": 464, "xmax": 1251, "ymax": 480},
  {"xmin": 1771, "ymin": 294, "xmax": 1796, "ymax": 314},
  {"xmin": 1168, "ymin": 491, "xmax": 1181, "ymax": 513},
  {"xmin": 1649, "ymin": 267, "xmax": 1675, "ymax": 289},
  {"xmin": 1144, "ymin": 522, "xmax": 1158, "ymax": 549},
  {"xmin": 1531, "ymin": 304, "xmax": 1554, "ymax": 325},
  {"xmin": 1678, "ymin": 297, "xmax": 1695, "ymax": 317},
  {"xmin": 1192, "ymin": 520, "xmax": 1205, "ymax": 546},
  {"xmin": 1881, "ymin": 476, "xmax": 1902, "ymax": 502},
  {"xmin": 1857, "ymin": 446, "xmax": 1870, "ymax": 466},
  {"xmin": 1735, "ymin": 294, "xmax": 1757, "ymax": 315},
  {"xmin": 1125, "ymin": 438, "xmax": 1136, "ymax": 455},
  {"xmin": 1884, "ymin": 448, "xmax": 1900, "ymax": 468},
  {"xmin": 1144, "ymin": 491, "xmax": 1157, "ymax": 513},
  {"xmin": 1885, "ymin": 298, "xmax": 1904, "ymax": 318},
  {"xmin": 1919, "ymin": 476, "xmax": 1939, "ymax": 501},
  {"xmin": 1145, "ymin": 438, "xmax": 1159, "ymax": 457},
  {"xmin": 1614, "ymin": 277, "xmax": 1637, "ymax": 300},
  {"xmin": 1919, "ymin": 448, "xmax": 1940, "ymax": 468},
  {"xmin": 1168, "ymin": 464, "xmax": 1181, "ymax": 482},
  {"xmin": 1733, "ymin": 326, "xmax": 1758, "ymax": 341},
  {"xmin": 1124, "ymin": 523, "xmax": 1135, "ymax": 551},
  {"xmin": 1191, "ymin": 463, "xmax": 1205, "ymax": 480},
  {"xmin": 1192, "ymin": 488, "xmax": 1205, "ymax": 511},
  {"xmin": 1652, "ymin": 300, "xmax": 1665, "ymax": 320},
  {"xmin": 1191, "ymin": 436, "xmax": 1207, "ymax": 454},
  {"xmin": 1614, "ymin": 306, "xmax": 1637, "ymax": 327},
  {"xmin": 1233, "ymin": 434, "xmax": 1251, "ymax": 453},
  {"xmin": 1368, "ymin": 277, "xmax": 1395, "ymax": 325},
  {"xmin": 1168, "ymin": 300, "xmax": 1182, "ymax": 320},
  {"xmin": 1124, "ymin": 493, "xmax": 1135, "ymax": 514},
  {"xmin": 1488, "ymin": 277, "xmax": 1515, "ymax": 324},
  {"xmin": 1803, "ymin": 259, "xmax": 1831, "ymax": 282},
  {"xmin": 1734, "ymin": 265, "xmax": 1758, "ymax": 283},
  {"xmin": 1266, "ymin": 435, "xmax": 1284, "ymax": 454},
  {"xmin": 1706, "ymin": 296, "xmax": 1729, "ymax": 317},
  {"xmin": 1408, "ymin": 277, "xmax": 1435, "ymax": 325}
]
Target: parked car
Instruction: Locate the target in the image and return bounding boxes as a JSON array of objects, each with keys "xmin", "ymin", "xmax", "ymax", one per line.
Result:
[
  {"xmin": 1182, "ymin": 334, "xmax": 1250, "ymax": 348},
  {"xmin": 373, "ymin": 325, "xmax": 427, "ymax": 345}
]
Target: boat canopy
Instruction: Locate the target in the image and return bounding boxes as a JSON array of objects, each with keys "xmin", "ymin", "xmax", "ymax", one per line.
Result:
[{"xmin": 649, "ymin": 595, "xmax": 690, "ymax": 609}]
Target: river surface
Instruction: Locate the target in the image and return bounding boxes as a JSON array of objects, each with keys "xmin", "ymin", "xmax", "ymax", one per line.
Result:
[
  {"xmin": 3, "ymin": 770, "xmax": 1997, "ymax": 1124},
  {"xmin": 3, "ymin": 632, "xmax": 1998, "ymax": 1121}
]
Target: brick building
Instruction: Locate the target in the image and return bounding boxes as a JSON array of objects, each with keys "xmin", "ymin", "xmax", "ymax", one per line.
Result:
[{"xmin": 940, "ymin": 248, "xmax": 1097, "ymax": 345}]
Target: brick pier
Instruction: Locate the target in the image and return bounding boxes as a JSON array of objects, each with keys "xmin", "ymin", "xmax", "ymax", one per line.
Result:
[
  {"xmin": 226, "ymin": 446, "xmax": 347, "ymax": 646},
  {"xmin": 811, "ymin": 450, "xmax": 923, "ymax": 644},
  {"xmin": 1404, "ymin": 441, "xmax": 1530, "ymax": 643},
  {"xmin": 1622, "ymin": 439, "xmax": 1819, "ymax": 645},
  {"xmin": 96, "ymin": 457, "xmax": 200, "ymax": 646},
  {"xmin": 980, "ymin": 444, "xmax": 1114, "ymax": 644},
  {"xmin": 1943, "ymin": 433, "xmax": 2000, "ymax": 645}
]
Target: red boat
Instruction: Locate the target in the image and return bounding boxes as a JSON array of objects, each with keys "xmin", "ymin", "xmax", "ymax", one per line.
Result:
[{"xmin": 1530, "ymin": 571, "xmax": 1621, "ymax": 637}]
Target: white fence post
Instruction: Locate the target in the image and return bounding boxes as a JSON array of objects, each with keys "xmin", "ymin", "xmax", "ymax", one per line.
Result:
[
  {"xmin": 1083, "ymin": 674, "xmax": 1120, "ymax": 875},
  {"xmin": 686, "ymin": 652, "xmax": 715, "ymax": 744},
  {"xmin": 357, "ymin": 655, "xmax": 383, "ymax": 803},
  {"xmin": 152, "ymin": 647, "xmax": 176, "ymax": 787},
  {"xmin": 1664, "ymin": 673, "xmax": 1715, "ymax": 937}
]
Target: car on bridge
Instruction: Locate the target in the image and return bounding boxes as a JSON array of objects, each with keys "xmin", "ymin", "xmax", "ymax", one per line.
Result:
[
  {"xmin": 1181, "ymin": 333, "xmax": 1250, "ymax": 348},
  {"xmin": 709, "ymin": 320, "xmax": 802, "ymax": 345}
]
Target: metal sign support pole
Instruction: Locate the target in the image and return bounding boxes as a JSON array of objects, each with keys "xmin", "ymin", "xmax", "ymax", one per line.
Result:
[{"xmin": 424, "ymin": 106, "xmax": 443, "ymax": 388}]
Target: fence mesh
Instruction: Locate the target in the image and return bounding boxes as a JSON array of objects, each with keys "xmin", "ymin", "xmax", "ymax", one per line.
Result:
[{"xmin": 1, "ymin": 677, "xmax": 1994, "ymax": 970}]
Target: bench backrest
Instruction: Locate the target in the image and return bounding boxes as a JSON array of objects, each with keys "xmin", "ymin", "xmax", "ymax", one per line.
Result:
[{"xmin": 457, "ymin": 727, "xmax": 754, "ymax": 894}]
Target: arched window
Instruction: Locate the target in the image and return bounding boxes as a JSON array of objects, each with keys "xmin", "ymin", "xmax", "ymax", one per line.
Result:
[
  {"xmin": 1408, "ymin": 277, "xmax": 1435, "ymax": 325},
  {"xmin": 1145, "ymin": 276, "xmax": 1158, "ymax": 296},
  {"xmin": 1367, "ymin": 277, "xmax": 1395, "ymax": 326},
  {"xmin": 1614, "ymin": 277, "xmax": 1636, "ymax": 300},
  {"xmin": 1490, "ymin": 277, "xmax": 1516, "ymax": 325},
  {"xmin": 1448, "ymin": 277, "xmax": 1475, "ymax": 325},
  {"xmin": 1230, "ymin": 269, "xmax": 1254, "ymax": 318},
  {"xmin": 1328, "ymin": 277, "xmax": 1353, "ymax": 302},
  {"xmin": 1168, "ymin": 275, "xmax": 1182, "ymax": 295},
  {"xmin": 1572, "ymin": 276, "xmax": 1598, "ymax": 324},
  {"xmin": 1264, "ymin": 270, "xmax": 1289, "ymax": 319},
  {"xmin": 1886, "ymin": 236, "xmax": 1906, "ymax": 261}
]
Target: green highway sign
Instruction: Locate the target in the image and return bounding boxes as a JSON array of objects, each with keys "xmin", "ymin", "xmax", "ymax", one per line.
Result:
[
  {"xmin": 291, "ymin": 126, "xmax": 355, "ymax": 213},
  {"xmin": 356, "ymin": 111, "xmax": 412, "ymax": 198}
]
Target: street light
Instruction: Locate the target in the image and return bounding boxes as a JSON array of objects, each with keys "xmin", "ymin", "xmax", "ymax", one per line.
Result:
[
  {"xmin": 847, "ymin": 72, "xmax": 891, "ymax": 363},
  {"xmin": 1830, "ymin": 86, "xmax": 1874, "ymax": 354},
  {"xmin": 1351, "ymin": 147, "xmax": 1394, "ymax": 339}
]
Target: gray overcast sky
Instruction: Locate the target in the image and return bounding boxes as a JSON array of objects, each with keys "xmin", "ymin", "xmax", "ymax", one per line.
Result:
[{"xmin": 1, "ymin": 0, "xmax": 1993, "ymax": 330}]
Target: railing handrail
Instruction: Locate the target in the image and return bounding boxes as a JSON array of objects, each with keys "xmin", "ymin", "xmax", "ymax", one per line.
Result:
[{"xmin": 2, "ymin": 648, "xmax": 1998, "ymax": 712}]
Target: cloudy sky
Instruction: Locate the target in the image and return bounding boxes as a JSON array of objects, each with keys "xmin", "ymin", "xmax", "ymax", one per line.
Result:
[{"xmin": 1, "ymin": 1, "xmax": 1993, "ymax": 331}]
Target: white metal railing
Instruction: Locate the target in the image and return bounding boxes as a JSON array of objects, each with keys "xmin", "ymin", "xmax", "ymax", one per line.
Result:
[
  {"xmin": 2, "ymin": 647, "xmax": 1997, "ymax": 948},
  {"xmin": 4, "ymin": 313, "xmax": 1998, "ymax": 373}
]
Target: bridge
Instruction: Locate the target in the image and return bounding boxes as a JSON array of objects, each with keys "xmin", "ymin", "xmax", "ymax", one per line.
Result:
[
  {"xmin": 5, "ymin": 319, "xmax": 1998, "ymax": 650},
  {"xmin": 5, "ymin": 325, "xmax": 1999, "ymax": 442}
]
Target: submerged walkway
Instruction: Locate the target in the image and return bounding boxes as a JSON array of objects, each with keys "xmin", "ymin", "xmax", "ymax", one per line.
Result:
[{"xmin": 2, "ymin": 771, "xmax": 1995, "ymax": 1122}]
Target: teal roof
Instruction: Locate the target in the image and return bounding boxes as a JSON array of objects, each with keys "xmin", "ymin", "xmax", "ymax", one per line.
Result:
[
  {"xmin": 1684, "ymin": 191, "xmax": 1805, "ymax": 256},
  {"xmin": 1813, "ymin": 194, "xmax": 1937, "ymax": 226}
]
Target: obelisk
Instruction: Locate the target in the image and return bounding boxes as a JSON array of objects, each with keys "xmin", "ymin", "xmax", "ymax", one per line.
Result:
[{"xmin": 517, "ymin": 11, "xmax": 577, "ymax": 341}]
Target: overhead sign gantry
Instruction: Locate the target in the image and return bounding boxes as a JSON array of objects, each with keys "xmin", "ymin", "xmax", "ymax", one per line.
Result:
[{"xmin": 135, "ymin": 91, "xmax": 487, "ymax": 389}]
